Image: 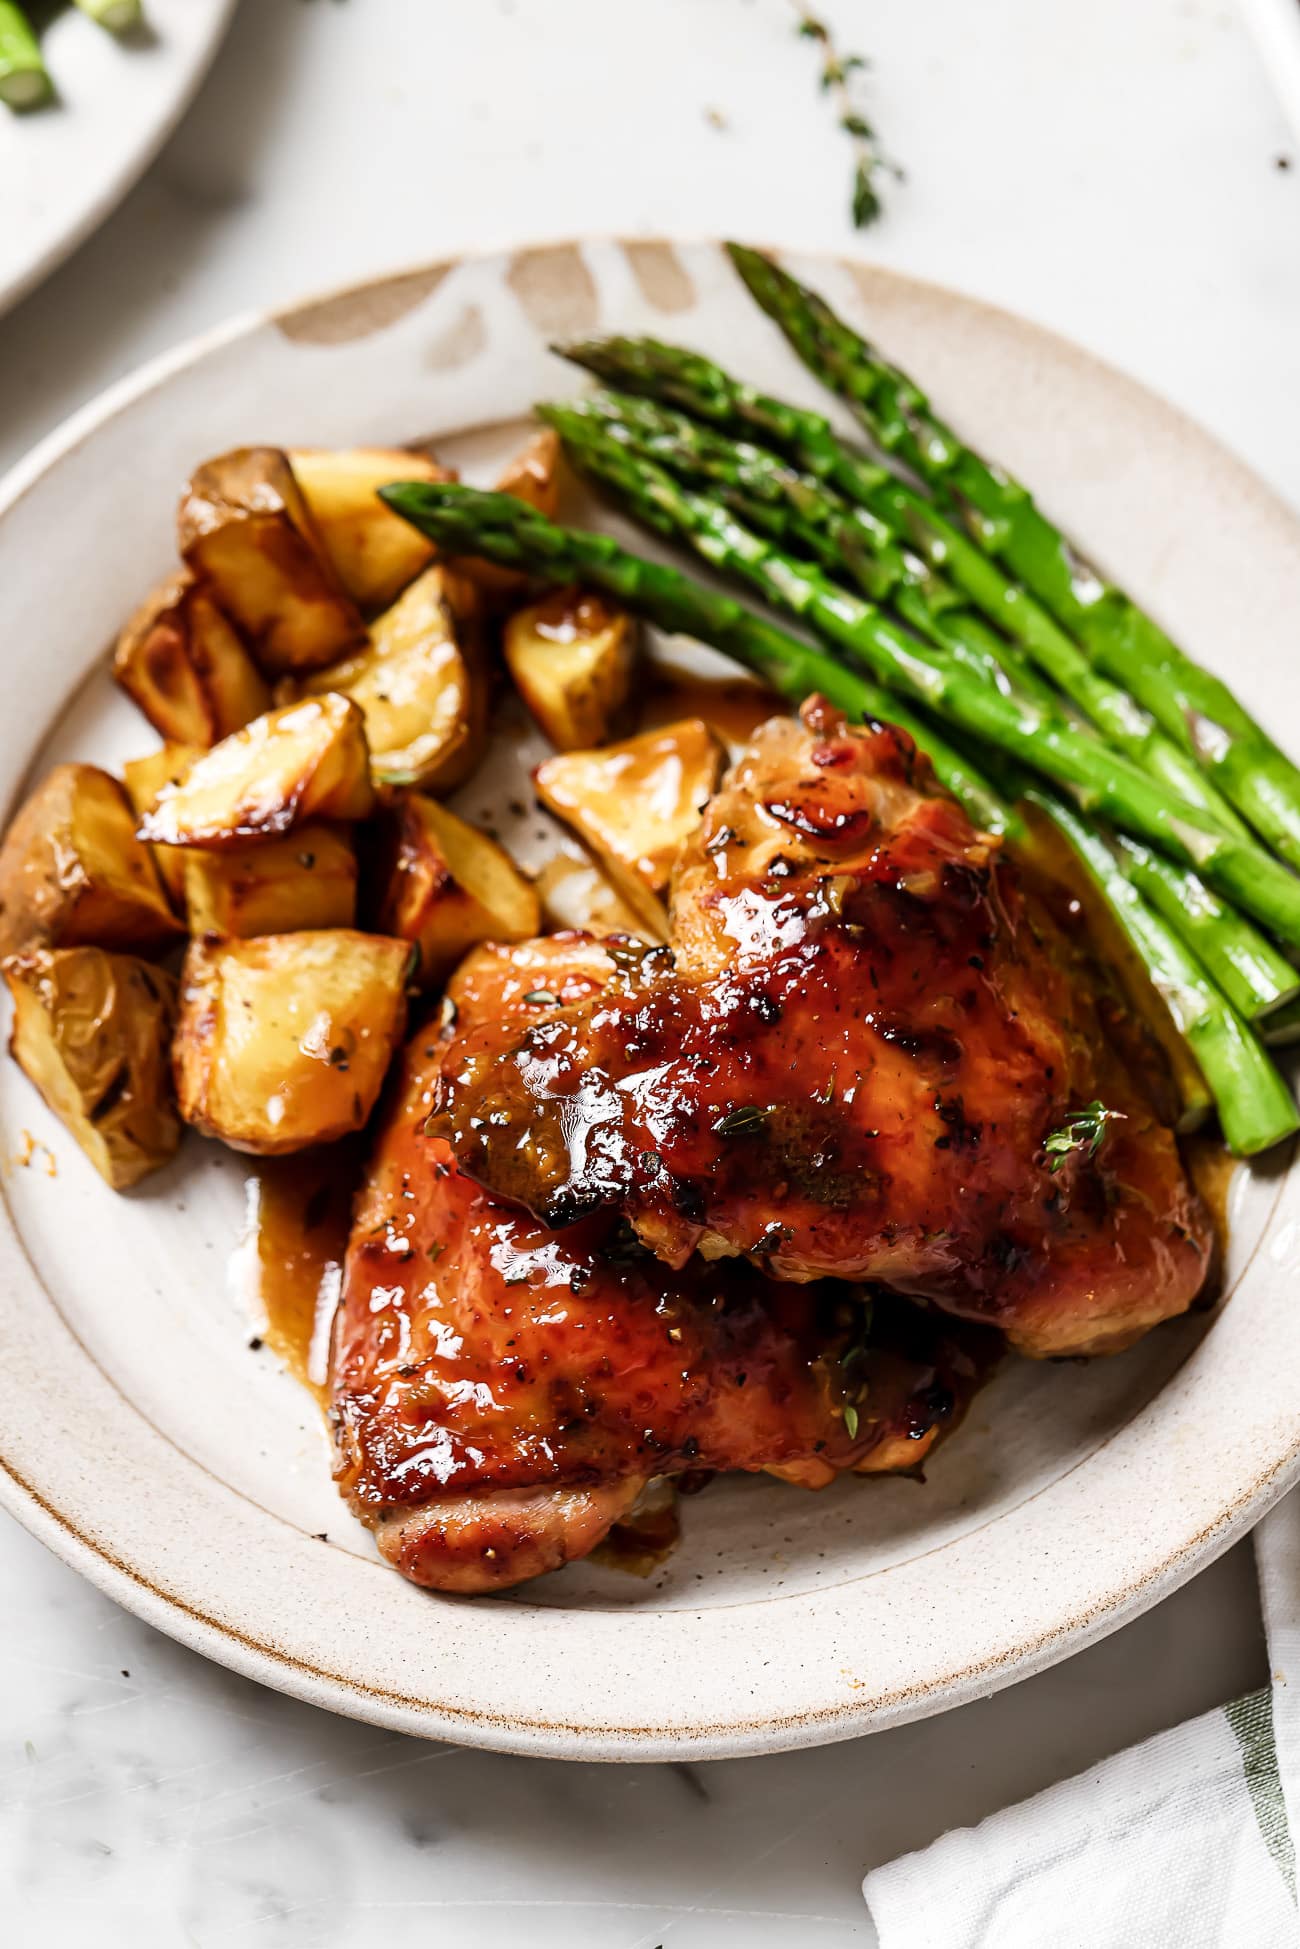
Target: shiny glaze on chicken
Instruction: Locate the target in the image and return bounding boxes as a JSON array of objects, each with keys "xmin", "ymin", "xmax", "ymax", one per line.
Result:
[
  {"xmin": 330, "ymin": 934, "xmax": 993, "ymax": 1592},
  {"xmin": 435, "ymin": 701, "xmax": 1213, "ymax": 1359}
]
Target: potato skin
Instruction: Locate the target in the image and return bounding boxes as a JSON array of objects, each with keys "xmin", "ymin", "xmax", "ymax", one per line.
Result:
[
  {"xmin": 174, "ymin": 931, "xmax": 409, "ymax": 1154},
  {"xmin": 0, "ymin": 764, "xmax": 181, "ymax": 960},
  {"xmin": 301, "ymin": 565, "xmax": 488, "ymax": 794},
  {"xmin": 532, "ymin": 718, "xmax": 726, "ymax": 937},
  {"xmin": 183, "ymin": 823, "xmax": 357, "ymax": 938},
  {"xmin": 287, "ymin": 447, "xmax": 452, "ymax": 613},
  {"xmin": 139, "ymin": 695, "xmax": 374, "ymax": 849},
  {"xmin": 4, "ymin": 947, "xmax": 181, "ymax": 1190},
  {"xmin": 113, "ymin": 570, "xmax": 271, "ymax": 746},
  {"xmin": 178, "ymin": 447, "xmax": 366, "ymax": 676},
  {"xmin": 504, "ymin": 587, "xmax": 638, "ymax": 751},
  {"xmin": 377, "ymin": 794, "xmax": 540, "ymax": 988}
]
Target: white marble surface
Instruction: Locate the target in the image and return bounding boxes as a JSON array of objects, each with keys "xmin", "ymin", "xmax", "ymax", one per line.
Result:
[{"xmin": 0, "ymin": 1, "xmax": 1296, "ymax": 1942}]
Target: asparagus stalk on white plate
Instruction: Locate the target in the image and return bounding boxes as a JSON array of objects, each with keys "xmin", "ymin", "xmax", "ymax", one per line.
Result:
[{"xmin": 0, "ymin": 1, "xmax": 49, "ymax": 109}]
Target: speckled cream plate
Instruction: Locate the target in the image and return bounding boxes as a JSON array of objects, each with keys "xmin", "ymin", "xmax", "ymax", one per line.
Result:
[{"xmin": 1, "ymin": 240, "xmax": 1299, "ymax": 1762}]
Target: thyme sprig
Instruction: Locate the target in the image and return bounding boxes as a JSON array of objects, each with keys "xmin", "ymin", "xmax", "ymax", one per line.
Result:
[
  {"xmin": 1043, "ymin": 1102, "xmax": 1125, "ymax": 1173},
  {"xmin": 788, "ymin": 2, "xmax": 899, "ymax": 228},
  {"xmin": 838, "ymin": 1298, "xmax": 875, "ymax": 1442}
]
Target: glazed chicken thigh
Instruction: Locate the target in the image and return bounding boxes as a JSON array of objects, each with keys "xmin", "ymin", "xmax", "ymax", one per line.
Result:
[
  {"xmin": 330, "ymin": 934, "xmax": 991, "ymax": 1592},
  {"xmin": 435, "ymin": 701, "xmax": 1213, "ymax": 1358}
]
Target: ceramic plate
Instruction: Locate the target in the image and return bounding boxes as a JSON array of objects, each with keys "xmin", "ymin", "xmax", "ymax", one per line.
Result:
[
  {"xmin": 0, "ymin": 0, "xmax": 236, "ymax": 318},
  {"xmin": 1, "ymin": 240, "xmax": 1298, "ymax": 1762}
]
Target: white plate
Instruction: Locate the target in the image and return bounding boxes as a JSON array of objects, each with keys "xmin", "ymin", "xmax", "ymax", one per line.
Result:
[
  {"xmin": 1239, "ymin": 0, "xmax": 1300, "ymax": 144},
  {"xmin": 0, "ymin": 0, "xmax": 236, "ymax": 317},
  {"xmin": 1, "ymin": 239, "xmax": 1299, "ymax": 1761}
]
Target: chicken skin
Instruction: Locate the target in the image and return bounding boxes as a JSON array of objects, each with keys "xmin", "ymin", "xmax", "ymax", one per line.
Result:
[
  {"xmin": 329, "ymin": 935, "xmax": 993, "ymax": 1593},
  {"xmin": 435, "ymin": 701, "xmax": 1213, "ymax": 1359}
]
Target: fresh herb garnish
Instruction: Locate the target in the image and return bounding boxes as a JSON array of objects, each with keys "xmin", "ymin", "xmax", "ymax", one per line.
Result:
[
  {"xmin": 523, "ymin": 989, "xmax": 558, "ymax": 1006},
  {"xmin": 788, "ymin": 3, "xmax": 899, "ymax": 228},
  {"xmin": 843, "ymin": 1403, "xmax": 860, "ymax": 1439},
  {"xmin": 714, "ymin": 1104, "xmax": 770, "ymax": 1137},
  {"xmin": 1044, "ymin": 1102, "xmax": 1125, "ymax": 1173}
]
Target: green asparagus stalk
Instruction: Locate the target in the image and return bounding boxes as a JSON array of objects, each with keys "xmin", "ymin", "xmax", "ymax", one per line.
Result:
[
  {"xmin": 381, "ymin": 480, "xmax": 1300, "ymax": 1150},
  {"xmin": 1114, "ymin": 837, "xmax": 1299, "ymax": 1023},
  {"xmin": 539, "ymin": 408, "xmax": 1300, "ymax": 951},
  {"xmin": 1025, "ymin": 796, "xmax": 1298, "ymax": 1155},
  {"xmin": 562, "ymin": 395, "xmax": 1300, "ymax": 1023},
  {"xmin": 0, "ymin": 2, "xmax": 50, "ymax": 109},
  {"xmin": 728, "ymin": 243, "xmax": 1300, "ymax": 866},
  {"xmin": 562, "ymin": 389, "xmax": 1061, "ymax": 702},
  {"xmin": 558, "ymin": 343, "xmax": 1247, "ymax": 837},
  {"xmin": 73, "ymin": 0, "xmax": 143, "ymax": 27}
]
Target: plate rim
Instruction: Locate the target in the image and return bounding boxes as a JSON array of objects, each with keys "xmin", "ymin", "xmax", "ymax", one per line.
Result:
[{"xmin": 2, "ymin": 236, "xmax": 1299, "ymax": 1761}]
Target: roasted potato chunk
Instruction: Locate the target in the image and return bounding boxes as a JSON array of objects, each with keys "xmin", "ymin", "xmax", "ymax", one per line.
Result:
[
  {"xmin": 378, "ymin": 795, "xmax": 540, "ymax": 987},
  {"xmin": 504, "ymin": 587, "xmax": 638, "ymax": 751},
  {"xmin": 139, "ymin": 696, "xmax": 373, "ymax": 848},
  {"xmin": 0, "ymin": 764, "xmax": 180, "ymax": 959},
  {"xmin": 455, "ymin": 428, "xmax": 562, "ymax": 602},
  {"xmin": 533, "ymin": 719, "xmax": 725, "ymax": 936},
  {"xmin": 173, "ymin": 931, "xmax": 409, "ymax": 1154},
  {"xmin": 113, "ymin": 570, "xmax": 271, "ymax": 746},
  {"xmin": 178, "ymin": 448, "xmax": 366, "ymax": 676},
  {"xmin": 183, "ymin": 824, "xmax": 356, "ymax": 938},
  {"xmin": 301, "ymin": 565, "xmax": 487, "ymax": 793},
  {"xmin": 496, "ymin": 427, "xmax": 560, "ymax": 518},
  {"xmin": 288, "ymin": 447, "xmax": 452, "ymax": 613},
  {"xmin": 122, "ymin": 744, "xmax": 204, "ymax": 910},
  {"xmin": 4, "ymin": 947, "xmax": 181, "ymax": 1189}
]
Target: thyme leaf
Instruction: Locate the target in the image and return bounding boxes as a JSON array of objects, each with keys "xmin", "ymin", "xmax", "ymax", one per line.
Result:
[{"xmin": 1044, "ymin": 1101, "xmax": 1125, "ymax": 1172}]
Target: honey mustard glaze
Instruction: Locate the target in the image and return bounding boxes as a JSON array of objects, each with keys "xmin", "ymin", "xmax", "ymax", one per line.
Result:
[
  {"xmin": 241, "ymin": 1143, "xmax": 361, "ymax": 1405},
  {"xmin": 640, "ymin": 667, "xmax": 780, "ymax": 747}
]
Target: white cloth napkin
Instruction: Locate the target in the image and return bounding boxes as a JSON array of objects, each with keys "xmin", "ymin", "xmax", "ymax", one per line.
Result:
[{"xmin": 864, "ymin": 1494, "xmax": 1300, "ymax": 1947}]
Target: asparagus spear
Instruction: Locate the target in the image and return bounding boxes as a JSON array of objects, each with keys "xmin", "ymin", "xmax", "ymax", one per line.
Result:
[
  {"xmin": 728, "ymin": 242, "xmax": 1300, "ymax": 866},
  {"xmin": 558, "ymin": 343, "xmax": 1246, "ymax": 837},
  {"xmin": 563, "ymin": 389, "xmax": 1056, "ymax": 698},
  {"xmin": 380, "ymin": 480, "xmax": 1300, "ymax": 1149},
  {"xmin": 73, "ymin": 0, "xmax": 144, "ymax": 28},
  {"xmin": 0, "ymin": 2, "xmax": 50, "ymax": 109},
  {"xmin": 1115, "ymin": 837, "xmax": 1299, "ymax": 1023},
  {"xmin": 561, "ymin": 392, "xmax": 1299, "ymax": 1022},
  {"xmin": 566, "ymin": 384, "xmax": 1249, "ymax": 830},
  {"xmin": 538, "ymin": 409, "xmax": 1300, "ymax": 951},
  {"xmin": 1025, "ymin": 796, "xmax": 1298, "ymax": 1156}
]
